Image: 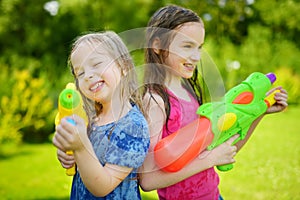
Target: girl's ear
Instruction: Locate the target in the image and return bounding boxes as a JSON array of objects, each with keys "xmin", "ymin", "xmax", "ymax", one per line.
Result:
[{"xmin": 152, "ymin": 38, "xmax": 161, "ymax": 54}]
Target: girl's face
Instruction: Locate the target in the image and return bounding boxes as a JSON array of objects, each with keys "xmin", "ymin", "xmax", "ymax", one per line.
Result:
[
  {"xmin": 71, "ymin": 41, "xmax": 121, "ymax": 104},
  {"xmin": 164, "ymin": 22, "xmax": 205, "ymax": 79}
]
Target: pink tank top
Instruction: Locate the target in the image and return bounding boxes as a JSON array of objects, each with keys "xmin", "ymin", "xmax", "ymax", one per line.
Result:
[{"xmin": 157, "ymin": 89, "xmax": 220, "ymax": 200}]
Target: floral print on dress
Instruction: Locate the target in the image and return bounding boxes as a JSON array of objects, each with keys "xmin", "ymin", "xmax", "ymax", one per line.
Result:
[{"xmin": 70, "ymin": 105, "xmax": 150, "ymax": 200}]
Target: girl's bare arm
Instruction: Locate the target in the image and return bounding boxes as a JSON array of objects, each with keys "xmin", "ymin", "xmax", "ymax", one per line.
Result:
[
  {"xmin": 139, "ymin": 93, "xmax": 237, "ymax": 191},
  {"xmin": 53, "ymin": 116, "xmax": 132, "ymax": 197}
]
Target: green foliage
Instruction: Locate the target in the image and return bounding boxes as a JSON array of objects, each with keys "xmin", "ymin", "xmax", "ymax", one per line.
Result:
[
  {"xmin": 274, "ymin": 67, "xmax": 300, "ymax": 104},
  {"xmin": 254, "ymin": 0, "xmax": 300, "ymax": 43},
  {"xmin": 239, "ymin": 24, "xmax": 300, "ymax": 75},
  {"xmin": 204, "ymin": 23, "xmax": 300, "ymax": 97},
  {"xmin": 0, "ymin": 66, "xmax": 55, "ymax": 149}
]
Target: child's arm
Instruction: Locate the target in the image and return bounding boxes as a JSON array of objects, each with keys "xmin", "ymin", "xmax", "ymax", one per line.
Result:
[
  {"xmin": 139, "ymin": 93, "xmax": 237, "ymax": 191},
  {"xmin": 74, "ymin": 143, "xmax": 133, "ymax": 197},
  {"xmin": 53, "ymin": 116, "xmax": 133, "ymax": 197},
  {"xmin": 235, "ymin": 87, "xmax": 288, "ymax": 151}
]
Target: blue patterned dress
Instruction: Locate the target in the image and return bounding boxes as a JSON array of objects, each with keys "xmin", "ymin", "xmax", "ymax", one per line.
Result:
[{"xmin": 70, "ymin": 105, "xmax": 150, "ymax": 200}]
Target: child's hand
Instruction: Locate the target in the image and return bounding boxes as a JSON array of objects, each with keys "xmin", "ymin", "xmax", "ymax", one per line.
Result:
[
  {"xmin": 265, "ymin": 86, "xmax": 288, "ymax": 114},
  {"xmin": 56, "ymin": 148, "xmax": 75, "ymax": 169},
  {"xmin": 52, "ymin": 115, "xmax": 88, "ymax": 153},
  {"xmin": 198, "ymin": 134, "xmax": 238, "ymax": 167}
]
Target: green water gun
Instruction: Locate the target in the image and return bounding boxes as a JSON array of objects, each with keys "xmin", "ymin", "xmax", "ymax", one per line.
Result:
[
  {"xmin": 154, "ymin": 72, "xmax": 279, "ymax": 172},
  {"xmin": 197, "ymin": 72, "xmax": 279, "ymax": 171}
]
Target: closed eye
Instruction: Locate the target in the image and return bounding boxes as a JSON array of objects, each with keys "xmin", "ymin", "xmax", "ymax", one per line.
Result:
[
  {"xmin": 77, "ymin": 71, "xmax": 84, "ymax": 77},
  {"xmin": 198, "ymin": 44, "xmax": 203, "ymax": 50},
  {"xmin": 93, "ymin": 62, "xmax": 103, "ymax": 67},
  {"xmin": 183, "ymin": 44, "xmax": 192, "ymax": 48}
]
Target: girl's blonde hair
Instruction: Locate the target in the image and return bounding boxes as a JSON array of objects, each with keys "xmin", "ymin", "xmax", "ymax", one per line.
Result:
[{"xmin": 68, "ymin": 31, "xmax": 144, "ymax": 129}]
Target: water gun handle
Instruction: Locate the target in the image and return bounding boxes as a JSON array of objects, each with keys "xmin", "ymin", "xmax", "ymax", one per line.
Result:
[
  {"xmin": 217, "ymin": 162, "xmax": 233, "ymax": 171},
  {"xmin": 216, "ymin": 89, "xmax": 280, "ymax": 171},
  {"xmin": 65, "ymin": 150, "xmax": 76, "ymax": 176},
  {"xmin": 65, "ymin": 118, "xmax": 76, "ymax": 176}
]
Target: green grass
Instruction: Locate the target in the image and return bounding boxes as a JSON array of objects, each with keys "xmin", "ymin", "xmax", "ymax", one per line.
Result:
[
  {"xmin": 0, "ymin": 106, "xmax": 299, "ymax": 199},
  {"xmin": 218, "ymin": 105, "xmax": 300, "ymax": 200},
  {"xmin": 0, "ymin": 143, "xmax": 73, "ymax": 200}
]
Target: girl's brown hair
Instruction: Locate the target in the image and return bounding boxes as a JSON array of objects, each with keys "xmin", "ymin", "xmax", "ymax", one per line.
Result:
[{"xmin": 144, "ymin": 5, "xmax": 204, "ymax": 129}]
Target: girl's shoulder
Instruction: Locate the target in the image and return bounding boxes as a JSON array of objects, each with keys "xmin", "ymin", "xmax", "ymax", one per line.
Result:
[
  {"xmin": 143, "ymin": 91, "xmax": 165, "ymax": 111},
  {"xmin": 91, "ymin": 105, "xmax": 147, "ymax": 133},
  {"xmin": 119, "ymin": 105, "xmax": 149, "ymax": 134},
  {"xmin": 127, "ymin": 104, "xmax": 147, "ymax": 124}
]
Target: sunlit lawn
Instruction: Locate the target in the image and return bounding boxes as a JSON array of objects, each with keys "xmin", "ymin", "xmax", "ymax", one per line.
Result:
[
  {"xmin": 0, "ymin": 106, "xmax": 299, "ymax": 199},
  {"xmin": 218, "ymin": 105, "xmax": 300, "ymax": 199}
]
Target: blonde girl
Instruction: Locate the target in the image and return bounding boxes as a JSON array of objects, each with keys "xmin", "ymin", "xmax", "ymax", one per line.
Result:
[{"xmin": 53, "ymin": 31, "xmax": 150, "ymax": 199}]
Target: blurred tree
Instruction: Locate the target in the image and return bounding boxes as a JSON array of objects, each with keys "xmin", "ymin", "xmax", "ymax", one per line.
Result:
[
  {"xmin": 183, "ymin": 0, "xmax": 253, "ymax": 44},
  {"xmin": 0, "ymin": 0, "xmax": 76, "ymax": 79},
  {"xmin": 1, "ymin": 0, "xmax": 299, "ymax": 78},
  {"xmin": 253, "ymin": 0, "xmax": 300, "ymax": 47}
]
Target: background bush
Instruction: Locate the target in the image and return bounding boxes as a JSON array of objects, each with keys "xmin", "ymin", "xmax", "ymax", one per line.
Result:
[{"xmin": 0, "ymin": 65, "xmax": 55, "ymax": 152}]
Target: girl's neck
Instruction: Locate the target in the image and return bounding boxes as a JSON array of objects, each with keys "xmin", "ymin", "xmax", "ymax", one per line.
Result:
[
  {"xmin": 165, "ymin": 74, "xmax": 191, "ymax": 102},
  {"xmin": 165, "ymin": 72, "xmax": 182, "ymax": 88},
  {"xmin": 96, "ymin": 99, "xmax": 132, "ymax": 126}
]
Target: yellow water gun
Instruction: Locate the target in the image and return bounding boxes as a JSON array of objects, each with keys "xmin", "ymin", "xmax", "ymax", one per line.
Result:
[{"xmin": 55, "ymin": 83, "xmax": 88, "ymax": 176}]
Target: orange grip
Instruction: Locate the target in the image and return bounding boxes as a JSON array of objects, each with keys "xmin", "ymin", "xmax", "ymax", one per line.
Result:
[{"xmin": 154, "ymin": 117, "xmax": 214, "ymax": 172}]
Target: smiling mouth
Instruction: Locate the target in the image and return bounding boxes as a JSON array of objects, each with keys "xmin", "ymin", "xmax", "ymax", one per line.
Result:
[
  {"xmin": 183, "ymin": 63, "xmax": 195, "ymax": 71},
  {"xmin": 90, "ymin": 81, "xmax": 104, "ymax": 92}
]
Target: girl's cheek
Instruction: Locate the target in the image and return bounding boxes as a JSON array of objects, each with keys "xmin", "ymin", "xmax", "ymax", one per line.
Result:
[{"xmin": 78, "ymin": 82, "xmax": 87, "ymax": 95}]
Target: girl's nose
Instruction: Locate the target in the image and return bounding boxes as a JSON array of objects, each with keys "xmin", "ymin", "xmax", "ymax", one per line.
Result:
[
  {"xmin": 84, "ymin": 72, "xmax": 94, "ymax": 80},
  {"xmin": 190, "ymin": 49, "xmax": 201, "ymax": 62}
]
